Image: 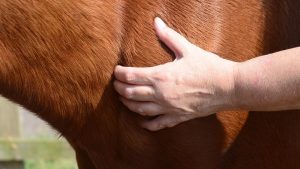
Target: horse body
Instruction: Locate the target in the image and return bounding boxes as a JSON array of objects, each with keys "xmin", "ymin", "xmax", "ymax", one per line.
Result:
[{"xmin": 0, "ymin": 0, "xmax": 300, "ymax": 169}]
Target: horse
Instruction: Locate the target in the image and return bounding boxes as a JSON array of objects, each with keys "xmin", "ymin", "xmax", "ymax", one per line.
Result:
[{"xmin": 0, "ymin": 0, "xmax": 300, "ymax": 169}]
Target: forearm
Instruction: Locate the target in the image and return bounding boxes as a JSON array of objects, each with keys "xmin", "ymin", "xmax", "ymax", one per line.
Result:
[
  {"xmin": 114, "ymin": 17, "xmax": 300, "ymax": 130},
  {"xmin": 234, "ymin": 47, "xmax": 300, "ymax": 111}
]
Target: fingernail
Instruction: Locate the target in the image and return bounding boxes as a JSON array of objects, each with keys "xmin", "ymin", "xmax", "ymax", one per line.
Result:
[{"xmin": 155, "ymin": 17, "xmax": 167, "ymax": 30}]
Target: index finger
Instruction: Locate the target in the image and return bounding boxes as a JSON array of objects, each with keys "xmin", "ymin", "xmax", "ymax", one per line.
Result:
[{"xmin": 114, "ymin": 65, "xmax": 154, "ymax": 85}]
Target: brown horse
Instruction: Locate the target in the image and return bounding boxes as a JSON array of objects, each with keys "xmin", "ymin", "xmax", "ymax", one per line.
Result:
[{"xmin": 0, "ymin": 0, "xmax": 300, "ymax": 169}]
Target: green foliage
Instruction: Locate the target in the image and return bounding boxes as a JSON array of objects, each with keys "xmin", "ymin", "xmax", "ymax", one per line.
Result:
[
  {"xmin": 0, "ymin": 139, "xmax": 75, "ymax": 160},
  {"xmin": 25, "ymin": 160, "xmax": 78, "ymax": 169}
]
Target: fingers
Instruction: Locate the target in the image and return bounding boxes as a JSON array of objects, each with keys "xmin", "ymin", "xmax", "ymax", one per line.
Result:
[
  {"xmin": 154, "ymin": 17, "xmax": 191, "ymax": 58},
  {"xmin": 142, "ymin": 114, "xmax": 196, "ymax": 131},
  {"xmin": 120, "ymin": 97, "xmax": 165, "ymax": 116},
  {"xmin": 113, "ymin": 18, "xmax": 198, "ymax": 131},
  {"xmin": 114, "ymin": 66, "xmax": 155, "ymax": 85},
  {"xmin": 114, "ymin": 80, "xmax": 155, "ymax": 101}
]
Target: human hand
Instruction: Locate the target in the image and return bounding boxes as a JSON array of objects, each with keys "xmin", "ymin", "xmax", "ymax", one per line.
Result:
[{"xmin": 114, "ymin": 17, "xmax": 237, "ymax": 131}]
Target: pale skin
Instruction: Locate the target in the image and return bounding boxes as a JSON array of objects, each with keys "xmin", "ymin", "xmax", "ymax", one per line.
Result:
[{"xmin": 114, "ymin": 17, "xmax": 300, "ymax": 131}]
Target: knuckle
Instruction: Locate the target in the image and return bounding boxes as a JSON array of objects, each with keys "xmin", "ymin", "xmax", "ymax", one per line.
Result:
[
  {"xmin": 127, "ymin": 102, "xmax": 145, "ymax": 115},
  {"xmin": 139, "ymin": 107, "xmax": 155, "ymax": 116},
  {"xmin": 144, "ymin": 123, "xmax": 158, "ymax": 131},
  {"xmin": 162, "ymin": 72, "xmax": 173, "ymax": 81},
  {"xmin": 160, "ymin": 93, "xmax": 172, "ymax": 103},
  {"xmin": 124, "ymin": 70, "xmax": 134, "ymax": 82},
  {"xmin": 180, "ymin": 115, "xmax": 189, "ymax": 121},
  {"xmin": 163, "ymin": 73, "xmax": 172, "ymax": 81},
  {"xmin": 157, "ymin": 123, "xmax": 165, "ymax": 130},
  {"xmin": 124, "ymin": 88, "xmax": 133, "ymax": 99},
  {"xmin": 137, "ymin": 107, "xmax": 145, "ymax": 114},
  {"xmin": 144, "ymin": 88, "xmax": 153, "ymax": 96},
  {"xmin": 152, "ymin": 71, "xmax": 162, "ymax": 81},
  {"xmin": 127, "ymin": 103, "xmax": 137, "ymax": 112},
  {"xmin": 153, "ymin": 71, "xmax": 170, "ymax": 82},
  {"xmin": 166, "ymin": 122, "xmax": 176, "ymax": 128},
  {"xmin": 160, "ymin": 93, "xmax": 169, "ymax": 100},
  {"xmin": 160, "ymin": 92, "xmax": 179, "ymax": 103}
]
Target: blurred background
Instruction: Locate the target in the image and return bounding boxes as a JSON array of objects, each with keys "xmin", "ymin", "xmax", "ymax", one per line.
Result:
[{"xmin": 0, "ymin": 97, "xmax": 77, "ymax": 169}]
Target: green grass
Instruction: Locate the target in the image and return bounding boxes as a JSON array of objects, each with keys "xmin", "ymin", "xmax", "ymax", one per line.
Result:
[
  {"xmin": 25, "ymin": 160, "xmax": 78, "ymax": 169},
  {"xmin": 0, "ymin": 139, "xmax": 78, "ymax": 169}
]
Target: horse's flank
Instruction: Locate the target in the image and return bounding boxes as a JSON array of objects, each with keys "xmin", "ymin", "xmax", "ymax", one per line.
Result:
[{"xmin": 0, "ymin": 0, "xmax": 300, "ymax": 169}]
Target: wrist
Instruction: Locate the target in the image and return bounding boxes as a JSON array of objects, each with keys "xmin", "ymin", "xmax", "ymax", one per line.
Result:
[
  {"xmin": 218, "ymin": 59, "xmax": 240, "ymax": 111},
  {"xmin": 230, "ymin": 61, "xmax": 247, "ymax": 111}
]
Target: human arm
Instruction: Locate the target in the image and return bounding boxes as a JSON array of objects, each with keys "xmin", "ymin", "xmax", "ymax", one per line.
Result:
[
  {"xmin": 114, "ymin": 17, "xmax": 300, "ymax": 131},
  {"xmin": 234, "ymin": 47, "xmax": 300, "ymax": 111}
]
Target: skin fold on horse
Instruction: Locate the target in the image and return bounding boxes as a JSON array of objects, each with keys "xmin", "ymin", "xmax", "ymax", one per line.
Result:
[{"xmin": 0, "ymin": 0, "xmax": 300, "ymax": 169}]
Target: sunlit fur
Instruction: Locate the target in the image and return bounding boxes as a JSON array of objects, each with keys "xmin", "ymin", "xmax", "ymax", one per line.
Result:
[{"xmin": 0, "ymin": 0, "xmax": 300, "ymax": 169}]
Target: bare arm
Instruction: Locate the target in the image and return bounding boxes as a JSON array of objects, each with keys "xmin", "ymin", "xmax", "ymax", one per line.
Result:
[
  {"xmin": 234, "ymin": 47, "xmax": 300, "ymax": 111},
  {"xmin": 114, "ymin": 18, "xmax": 300, "ymax": 131}
]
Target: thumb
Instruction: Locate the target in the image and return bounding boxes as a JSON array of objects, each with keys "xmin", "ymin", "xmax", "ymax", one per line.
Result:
[{"xmin": 154, "ymin": 17, "xmax": 191, "ymax": 60}]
